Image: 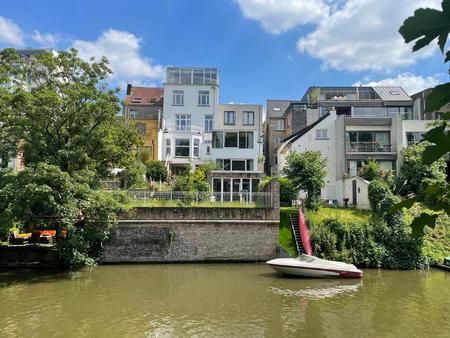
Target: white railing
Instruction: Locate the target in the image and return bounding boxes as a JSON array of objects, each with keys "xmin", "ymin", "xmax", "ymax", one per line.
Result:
[
  {"xmin": 164, "ymin": 125, "xmax": 203, "ymax": 133},
  {"xmin": 127, "ymin": 190, "xmax": 273, "ymax": 207},
  {"xmin": 346, "ymin": 142, "xmax": 393, "ymax": 152}
]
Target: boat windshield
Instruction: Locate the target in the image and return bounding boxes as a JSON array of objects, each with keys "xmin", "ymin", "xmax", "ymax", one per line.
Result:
[{"xmin": 296, "ymin": 255, "xmax": 316, "ymax": 263}]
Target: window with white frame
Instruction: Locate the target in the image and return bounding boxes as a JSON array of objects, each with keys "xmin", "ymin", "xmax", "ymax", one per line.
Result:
[
  {"xmin": 204, "ymin": 115, "xmax": 213, "ymax": 132},
  {"xmin": 193, "ymin": 138, "xmax": 200, "ymax": 157},
  {"xmin": 175, "ymin": 139, "xmax": 190, "ymax": 157},
  {"xmin": 130, "ymin": 111, "xmax": 138, "ymax": 119},
  {"xmin": 165, "ymin": 139, "xmax": 171, "ymax": 157},
  {"xmin": 315, "ymin": 129, "xmax": 328, "ymax": 139},
  {"xmin": 198, "ymin": 91, "xmax": 210, "ymax": 106},
  {"xmin": 176, "ymin": 114, "xmax": 191, "ymax": 131},
  {"xmin": 172, "ymin": 90, "xmax": 184, "ymax": 105},
  {"xmin": 224, "ymin": 111, "xmax": 235, "ymax": 125},
  {"xmin": 243, "ymin": 111, "xmax": 255, "ymax": 125},
  {"xmin": 275, "ymin": 119, "xmax": 285, "ymax": 130},
  {"xmin": 131, "ymin": 97, "xmax": 141, "ymax": 103}
]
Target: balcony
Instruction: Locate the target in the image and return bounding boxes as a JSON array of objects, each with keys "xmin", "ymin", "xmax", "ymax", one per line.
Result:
[
  {"xmin": 164, "ymin": 125, "xmax": 203, "ymax": 134},
  {"xmin": 346, "ymin": 142, "xmax": 393, "ymax": 153}
]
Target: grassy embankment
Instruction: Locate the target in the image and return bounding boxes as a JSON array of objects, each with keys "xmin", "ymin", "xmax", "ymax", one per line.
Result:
[
  {"xmin": 279, "ymin": 207, "xmax": 371, "ymax": 257},
  {"xmin": 279, "ymin": 207, "xmax": 449, "ymax": 264}
]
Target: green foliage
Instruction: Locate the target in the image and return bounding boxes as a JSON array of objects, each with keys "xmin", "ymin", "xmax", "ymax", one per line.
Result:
[
  {"xmin": 310, "ymin": 219, "xmax": 384, "ymax": 268},
  {"xmin": 0, "ymin": 48, "xmax": 141, "ymax": 180},
  {"xmin": 279, "ymin": 177, "xmax": 298, "ymax": 205},
  {"xmin": 173, "ymin": 167, "xmax": 211, "ymax": 193},
  {"xmin": 397, "ymin": 143, "xmax": 447, "ymax": 196},
  {"xmin": 397, "ymin": 1, "xmax": 450, "ymax": 234},
  {"xmin": 121, "ymin": 161, "xmax": 147, "ymax": 189},
  {"xmin": 360, "ymin": 159, "xmax": 385, "ymax": 181},
  {"xmin": 0, "ymin": 164, "xmax": 128, "ymax": 267},
  {"xmin": 145, "ymin": 160, "xmax": 168, "ymax": 182},
  {"xmin": 283, "ymin": 150, "xmax": 327, "ymax": 211}
]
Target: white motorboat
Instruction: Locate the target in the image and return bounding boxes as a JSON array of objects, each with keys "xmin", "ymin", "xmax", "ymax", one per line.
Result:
[{"xmin": 266, "ymin": 255, "xmax": 363, "ymax": 278}]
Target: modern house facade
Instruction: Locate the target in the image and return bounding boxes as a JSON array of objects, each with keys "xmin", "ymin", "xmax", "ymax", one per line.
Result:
[
  {"xmin": 158, "ymin": 67, "xmax": 219, "ymax": 174},
  {"xmin": 276, "ymin": 86, "xmax": 435, "ymax": 209},
  {"xmin": 124, "ymin": 85, "xmax": 163, "ymax": 162},
  {"xmin": 209, "ymin": 103, "xmax": 264, "ymax": 199}
]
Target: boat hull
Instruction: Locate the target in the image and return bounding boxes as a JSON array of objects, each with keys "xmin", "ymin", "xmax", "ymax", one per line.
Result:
[{"xmin": 266, "ymin": 257, "xmax": 363, "ymax": 278}]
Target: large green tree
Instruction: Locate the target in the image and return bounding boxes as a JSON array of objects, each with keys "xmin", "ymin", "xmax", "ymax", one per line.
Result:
[
  {"xmin": 393, "ymin": 0, "xmax": 450, "ymax": 236},
  {"xmin": 0, "ymin": 48, "xmax": 141, "ymax": 180},
  {"xmin": 283, "ymin": 150, "xmax": 327, "ymax": 211}
]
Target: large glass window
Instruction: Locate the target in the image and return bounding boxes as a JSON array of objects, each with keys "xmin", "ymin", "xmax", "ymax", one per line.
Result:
[
  {"xmin": 239, "ymin": 131, "xmax": 254, "ymax": 149},
  {"xmin": 175, "ymin": 139, "xmax": 190, "ymax": 157},
  {"xmin": 224, "ymin": 132, "xmax": 238, "ymax": 147},
  {"xmin": 176, "ymin": 114, "xmax": 191, "ymax": 131},
  {"xmin": 204, "ymin": 115, "xmax": 213, "ymax": 132},
  {"xmin": 224, "ymin": 111, "xmax": 235, "ymax": 125},
  {"xmin": 193, "ymin": 138, "xmax": 200, "ymax": 157},
  {"xmin": 243, "ymin": 111, "xmax": 254, "ymax": 125},
  {"xmin": 232, "ymin": 160, "xmax": 246, "ymax": 171},
  {"xmin": 172, "ymin": 90, "xmax": 184, "ymax": 105},
  {"xmin": 346, "ymin": 131, "xmax": 391, "ymax": 152},
  {"xmin": 215, "ymin": 159, "xmax": 255, "ymax": 171},
  {"xmin": 198, "ymin": 91, "xmax": 210, "ymax": 106},
  {"xmin": 180, "ymin": 69, "xmax": 191, "ymax": 84},
  {"xmin": 212, "ymin": 131, "xmax": 223, "ymax": 148},
  {"xmin": 353, "ymin": 107, "xmax": 386, "ymax": 117}
]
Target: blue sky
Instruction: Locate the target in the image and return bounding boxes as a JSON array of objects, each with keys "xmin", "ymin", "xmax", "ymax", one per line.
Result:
[{"xmin": 0, "ymin": 0, "xmax": 447, "ymax": 105}]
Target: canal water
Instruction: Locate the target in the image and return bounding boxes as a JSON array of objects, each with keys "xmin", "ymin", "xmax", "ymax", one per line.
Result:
[{"xmin": 0, "ymin": 264, "xmax": 449, "ymax": 338}]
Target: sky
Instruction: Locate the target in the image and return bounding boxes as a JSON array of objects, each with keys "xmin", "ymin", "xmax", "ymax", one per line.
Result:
[{"xmin": 0, "ymin": 0, "xmax": 448, "ymax": 106}]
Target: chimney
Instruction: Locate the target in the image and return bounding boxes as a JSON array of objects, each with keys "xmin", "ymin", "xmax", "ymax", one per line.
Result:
[{"xmin": 126, "ymin": 84, "xmax": 132, "ymax": 95}]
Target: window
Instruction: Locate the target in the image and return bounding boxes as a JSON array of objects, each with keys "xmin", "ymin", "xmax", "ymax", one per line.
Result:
[
  {"xmin": 198, "ymin": 91, "xmax": 210, "ymax": 106},
  {"xmin": 136, "ymin": 123, "xmax": 146, "ymax": 135},
  {"xmin": 346, "ymin": 131, "xmax": 391, "ymax": 151},
  {"xmin": 212, "ymin": 131, "xmax": 224, "ymax": 148},
  {"xmin": 172, "ymin": 90, "xmax": 184, "ymax": 105},
  {"xmin": 353, "ymin": 107, "xmax": 386, "ymax": 117},
  {"xmin": 224, "ymin": 132, "xmax": 238, "ymax": 147},
  {"xmin": 132, "ymin": 97, "xmax": 141, "ymax": 103},
  {"xmin": 176, "ymin": 114, "xmax": 191, "ymax": 131},
  {"xmin": 246, "ymin": 159, "xmax": 254, "ymax": 171},
  {"xmin": 215, "ymin": 159, "xmax": 255, "ymax": 171},
  {"xmin": 166, "ymin": 139, "xmax": 171, "ymax": 157},
  {"xmin": 406, "ymin": 132, "xmax": 424, "ymax": 145},
  {"xmin": 193, "ymin": 138, "xmax": 200, "ymax": 157},
  {"xmin": 175, "ymin": 139, "xmax": 190, "ymax": 157},
  {"xmin": 224, "ymin": 111, "xmax": 235, "ymax": 125},
  {"xmin": 387, "ymin": 107, "xmax": 413, "ymax": 120},
  {"xmin": 435, "ymin": 112, "xmax": 444, "ymax": 120},
  {"xmin": 204, "ymin": 115, "xmax": 213, "ymax": 132},
  {"xmin": 273, "ymin": 107, "xmax": 281, "ymax": 111},
  {"xmin": 239, "ymin": 131, "xmax": 254, "ymax": 149},
  {"xmin": 389, "ymin": 90, "xmax": 400, "ymax": 95},
  {"xmin": 206, "ymin": 145, "xmax": 211, "ymax": 155},
  {"xmin": 243, "ymin": 111, "xmax": 254, "ymax": 125},
  {"xmin": 232, "ymin": 160, "xmax": 246, "ymax": 171},
  {"xmin": 275, "ymin": 119, "xmax": 285, "ymax": 130},
  {"xmin": 273, "ymin": 137, "xmax": 283, "ymax": 145},
  {"xmin": 315, "ymin": 129, "xmax": 328, "ymax": 140},
  {"xmin": 130, "ymin": 111, "xmax": 138, "ymax": 119},
  {"xmin": 180, "ymin": 69, "xmax": 191, "ymax": 84}
]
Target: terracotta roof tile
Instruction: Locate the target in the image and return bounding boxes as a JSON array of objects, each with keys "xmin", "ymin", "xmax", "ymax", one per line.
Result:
[{"xmin": 125, "ymin": 86, "xmax": 164, "ymax": 105}]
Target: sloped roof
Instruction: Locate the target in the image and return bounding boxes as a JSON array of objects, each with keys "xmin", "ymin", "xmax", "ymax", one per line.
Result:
[
  {"xmin": 281, "ymin": 112, "xmax": 331, "ymax": 145},
  {"xmin": 125, "ymin": 86, "xmax": 164, "ymax": 105},
  {"xmin": 372, "ymin": 86, "xmax": 411, "ymax": 102}
]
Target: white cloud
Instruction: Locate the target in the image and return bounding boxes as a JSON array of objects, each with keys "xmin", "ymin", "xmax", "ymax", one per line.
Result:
[
  {"xmin": 235, "ymin": 0, "xmax": 329, "ymax": 34},
  {"xmin": 72, "ymin": 29, "xmax": 164, "ymax": 83},
  {"xmin": 32, "ymin": 30, "xmax": 61, "ymax": 47},
  {"xmin": 353, "ymin": 73, "xmax": 442, "ymax": 95},
  {"xmin": 297, "ymin": 0, "xmax": 441, "ymax": 71},
  {"xmin": 0, "ymin": 16, "xmax": 24, "ymax": 46}
]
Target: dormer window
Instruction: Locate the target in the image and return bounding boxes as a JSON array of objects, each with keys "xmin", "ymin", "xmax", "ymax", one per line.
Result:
[
  {"xmin": 389, "ymin": 90, "xmax": 400, "ymax": 95},
  {"xmin": 132, "ymin": 97, "xmax": 142, "ymax": 103}
]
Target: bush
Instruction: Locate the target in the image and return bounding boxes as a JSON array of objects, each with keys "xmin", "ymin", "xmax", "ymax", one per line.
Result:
[
  {"xmin": 121, "ymin": 161, "xmax": 147, "ymax": 188},
  {"xmin": 145, "ymin": 160, "xmax": 168, "ymax": 182},
  {"xmin": 279, "ymin": 177, "xmax": 298, "ymax": 205}
]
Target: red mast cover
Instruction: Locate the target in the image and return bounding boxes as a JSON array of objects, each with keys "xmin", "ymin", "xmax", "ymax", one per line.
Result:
[{"xmin": 299, "ymin": 210, "xmax": 313, "ymax": 256}]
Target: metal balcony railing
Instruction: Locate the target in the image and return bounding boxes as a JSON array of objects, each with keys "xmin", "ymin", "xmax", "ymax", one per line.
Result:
[
  {"xmin": 346, "ymin": 142, "xmax": 393, "ymax": 152},
  {"xmin": 164, "ymin": 125, "xmax": 203, "ymax": 133}
]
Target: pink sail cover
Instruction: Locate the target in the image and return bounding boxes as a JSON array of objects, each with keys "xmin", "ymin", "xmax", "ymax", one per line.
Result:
[{"xmin": 299, "ymin": 210, "xmax": 313, "ymax": 256}]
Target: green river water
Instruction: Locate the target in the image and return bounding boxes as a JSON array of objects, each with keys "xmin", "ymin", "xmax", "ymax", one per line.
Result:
[{"xmin": 0, "ymin": 264, "xmax": 449, "ymax": 338}]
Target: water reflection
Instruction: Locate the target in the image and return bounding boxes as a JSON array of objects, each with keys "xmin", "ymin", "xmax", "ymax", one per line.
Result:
[{"xmin": 270, "ymin": 280, "xmax": 362, "ymax": 300}]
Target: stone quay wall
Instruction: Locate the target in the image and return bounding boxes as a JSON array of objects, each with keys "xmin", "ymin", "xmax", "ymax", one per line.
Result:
[{"xmin": 102, "ymin": 181, "xmax": 280, "ymax": 263}]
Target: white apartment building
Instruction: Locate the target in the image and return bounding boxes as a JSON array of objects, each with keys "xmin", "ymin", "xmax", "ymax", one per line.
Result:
[
  {"xmin": 276, "ymin": 86, "xmax": 435, "ymax": 209},
  {"xmin": 209, "ymin": 103, "xmax": 264, "ymax": 199},
  {"xmin": 158, "ymin": 67, "xmax": 219, "ymax": 173}
]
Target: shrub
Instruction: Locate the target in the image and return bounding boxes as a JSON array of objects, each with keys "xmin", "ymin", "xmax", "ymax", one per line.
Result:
[
  {"xmin": 145, "ymin": 160, "xmax": 168, "ymax": 182},
  {"xmin": 121, "ymin": 161, "xmax": 147, "ymax": 188}
]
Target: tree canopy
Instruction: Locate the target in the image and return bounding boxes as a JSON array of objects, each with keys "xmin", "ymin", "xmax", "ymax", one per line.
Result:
[{"xmin": 0, "ymin": 48, "xmax": 141, "ymax": 180}]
